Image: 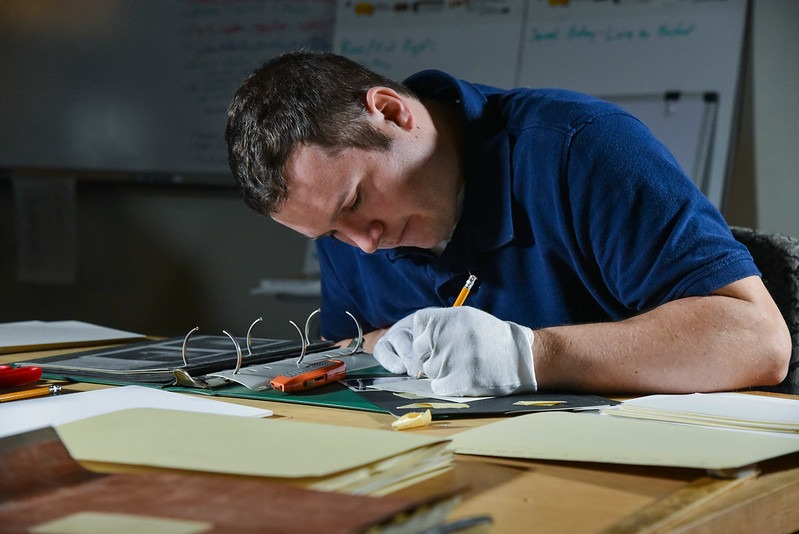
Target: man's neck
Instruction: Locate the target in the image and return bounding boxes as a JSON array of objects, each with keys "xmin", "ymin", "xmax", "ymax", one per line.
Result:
[{"xmin": 422, "ymin": 98, "xmax": 466, "ymax": 256}]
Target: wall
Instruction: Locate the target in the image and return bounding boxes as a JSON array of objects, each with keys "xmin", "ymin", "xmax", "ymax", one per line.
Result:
[
  {"xmin": 0, "ymin": 1, "xmax": 330, "ymax": 339},
  {"xmin": 0, "ymin": 180, "xmax": 320, "ymax": 339},
  {"xmin": 727, "ymin": 0, "xmax": 799, "ymax": 236},
  {"xmin": 745, "ymin": 0, "xmax": 799, "ymax": 237}
]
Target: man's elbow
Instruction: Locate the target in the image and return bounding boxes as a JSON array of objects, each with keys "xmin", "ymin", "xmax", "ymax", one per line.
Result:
[
  {"xmin": 753, "ymin": 311, "xmax": 792, "ymax": 387},
  {"xmin": 712, "ymin": 277, "xmax": 792, "ymax": 388}
]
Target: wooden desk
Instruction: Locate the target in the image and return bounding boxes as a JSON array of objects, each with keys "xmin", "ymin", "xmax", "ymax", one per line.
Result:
[{"xmin": 3, "ymin": 349, "xmax": 799, "ymax": 533}]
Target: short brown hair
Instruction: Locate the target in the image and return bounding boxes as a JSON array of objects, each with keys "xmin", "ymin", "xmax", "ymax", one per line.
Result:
[{"xmin": 225, "ymin": 50, "xmax": 415, "ymax": 215}]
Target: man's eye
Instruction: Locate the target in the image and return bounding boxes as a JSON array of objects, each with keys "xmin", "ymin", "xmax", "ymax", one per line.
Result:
[{"xmin": 347, "ymin": 191, "xmax": 362, "ymax": 212}]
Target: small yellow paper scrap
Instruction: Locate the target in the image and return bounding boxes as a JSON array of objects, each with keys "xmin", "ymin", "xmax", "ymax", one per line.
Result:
[
  {"xmin": 512, "ymin": 400, "xmax": 567, "ymax": 407},
  {"xmin": 391, "ymin": 409, "xmax": 432, "ymax": 430}
]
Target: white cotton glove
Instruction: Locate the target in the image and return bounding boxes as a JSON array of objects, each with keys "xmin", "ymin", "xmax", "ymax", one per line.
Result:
[{"xmin": 372, "ymin": 307, "xmax": 537, "ymax": 397}]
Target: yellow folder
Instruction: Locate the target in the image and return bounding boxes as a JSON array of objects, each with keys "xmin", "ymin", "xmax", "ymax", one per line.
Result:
[
  {"xmin": 56, "ymin": 407, "xmax": 453, "ymax": 496},
  {"xmin": 452, "ymin": 411, "xmax": 799, "ymax": 470}
]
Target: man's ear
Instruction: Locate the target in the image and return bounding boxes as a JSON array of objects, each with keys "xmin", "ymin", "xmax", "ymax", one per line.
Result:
[{"xmin": 365, "ymin": 86, "xmax": 415, "ymax": 131}]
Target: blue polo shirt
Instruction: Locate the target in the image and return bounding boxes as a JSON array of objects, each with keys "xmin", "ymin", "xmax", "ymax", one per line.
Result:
[{"xmin": 316, "ymin": 70, "xmax": 758, "ymax": 341}]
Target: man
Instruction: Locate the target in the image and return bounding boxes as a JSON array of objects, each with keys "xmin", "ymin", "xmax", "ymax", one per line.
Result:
[{"xmin": 226, "ymin": 50, "xmax": 790, "ymax": 396}]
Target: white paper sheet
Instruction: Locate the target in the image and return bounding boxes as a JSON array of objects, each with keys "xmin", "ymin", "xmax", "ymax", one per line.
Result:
[
  {"xmin": 0, "ymin": 320, "xmax": 145, "ymax": 353},
  {"xmin": 602, "ymin": 393, "xmax": 799, "ymax": 433},
  {"xmin": 0, "ymin": 385, "xmax": 271, "ymax": 439},
  {"xmin": 367, "ymin": 378, "xmax": 492, "ymax": 403}
]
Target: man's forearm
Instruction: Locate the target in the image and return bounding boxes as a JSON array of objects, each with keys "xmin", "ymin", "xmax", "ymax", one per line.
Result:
[{"xmin": 532, "ymin": 277, "xmax": 791, "ymax": 394}]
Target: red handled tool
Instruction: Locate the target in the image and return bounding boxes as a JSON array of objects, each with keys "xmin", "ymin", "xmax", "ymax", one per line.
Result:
[{"xmin": 0, "ymin": 365, "xmax": 43, "ymax": 388}]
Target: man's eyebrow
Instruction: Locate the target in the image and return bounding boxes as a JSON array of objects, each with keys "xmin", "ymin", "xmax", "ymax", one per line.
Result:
[
  {"xmin": 330, "ymin": 188, "xmax": 351, "ymax": 223},
  {"xmin": 307, "ymin": 188, "xmax": 351, "ymax": 241},
  {"xmin": 317, "ymin": 187, "xmax": 352, "ymax": 237}
]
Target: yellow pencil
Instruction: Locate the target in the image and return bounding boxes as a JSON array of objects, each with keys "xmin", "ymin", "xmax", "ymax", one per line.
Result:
[
  {"xmin": 0, "ymin": 384, "xmax": 61, "ymax": 402},
  {"xmin": 453, "ymin": 274, "xmax": 477, "ymax": 307}
]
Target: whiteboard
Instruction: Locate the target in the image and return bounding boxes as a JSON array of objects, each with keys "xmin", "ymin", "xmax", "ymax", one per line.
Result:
[
  {"xmin": 334, "ymin": 0, "xmax": 525, "ymax": 87},
  {"xmin": 0, "ymin": 0, "xmax": 335, "ymax": 179},
  {"xmin": 333, "ymin": 0, "xmax": 748, "ymax": 209}
]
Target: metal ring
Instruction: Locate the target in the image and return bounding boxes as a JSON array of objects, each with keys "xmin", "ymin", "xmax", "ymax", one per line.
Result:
[
  {"xmin": 303, "ymin": 309, "xmax": 364, "ymax": 354},
  {"xmin": 290, "ymin": 320, "xmax": 307, "ymax": 367},
  {"xmin": 181, "ymin": 326, "xmax": 199, "ymax": 366},
  {"xmin": 222, "ymin": 330, "xmax": 243, "ymax": 374},
  {"xmin": 246, "ymin": 317, "xmax": 263, "ymax": 356},
  {"xmin": 345, "ymin": 311, "xmax": 364, "ymax": 354},
  {"xmin": 304, "ymin": 309, "xmax": 321, "ymax": 345}
]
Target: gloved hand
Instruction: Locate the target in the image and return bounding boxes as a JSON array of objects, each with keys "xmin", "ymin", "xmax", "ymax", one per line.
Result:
[{"xmin": 372, "ymin": 307, "xmax": 537, "ymax": 397}]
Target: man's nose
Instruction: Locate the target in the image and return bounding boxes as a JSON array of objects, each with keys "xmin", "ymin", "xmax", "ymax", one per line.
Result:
[{"xmin": 344, "ymin": 219, "xmax": 383, "ymax": 254}]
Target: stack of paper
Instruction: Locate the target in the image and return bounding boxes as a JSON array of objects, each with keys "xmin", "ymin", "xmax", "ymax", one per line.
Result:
[
  {"xmin": 451, "ymin": 411, "xmax": 799, "ymax": 471},
  {"xmin": 0, "ymin": 385, "xmax": 273, "ymax": 440},
  {"xmin": 0, "ymin": 426, "xmax": 460, "ymax": 533},
  {"xmin": 0, "ymin": 320, "xmax": 144, "ymax": 354},
  {"xmin": 55, "ymin": 407, "xmax": 454, "ymax": 496},
  {"xmin": 601, "ymin": 393, "xmax": 799, "ymax": 433}
]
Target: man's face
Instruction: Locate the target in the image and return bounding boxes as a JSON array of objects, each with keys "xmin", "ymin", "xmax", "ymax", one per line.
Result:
[{"xmin": 272, "ymin": 123, "xmax": 461, "ymax": 253}]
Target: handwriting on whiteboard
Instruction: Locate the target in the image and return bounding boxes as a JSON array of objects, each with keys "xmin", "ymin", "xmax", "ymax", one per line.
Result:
[{"xmin": 529, "ymin": 21, "xmax": 695, "ymax": 43}]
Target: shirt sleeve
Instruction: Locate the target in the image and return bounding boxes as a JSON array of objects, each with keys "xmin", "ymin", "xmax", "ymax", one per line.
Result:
[{"xmin": 564, "ymin": 112, "xmax": 758, "ymax": 312}]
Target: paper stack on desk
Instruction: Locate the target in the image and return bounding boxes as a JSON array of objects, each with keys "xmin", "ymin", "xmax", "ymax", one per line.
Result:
[
  {"xmin": 600, "ymin": 392, "xmax": 799, "ymax": 433},
  {"xmin": 0, "ymin": 320, "xmax": 145, "ymax": 354},
  {"xmin": 55, "ymin": 407, "xmax": 453, "ymax": 496},
  {"xmin": 0, "ymin": 385, "xmax": 273, "ymax": 440},
  {"xmin": 451, "ymin": 410, "xmax": 799, "ymax": 471},
  {"xmin": 0, "ymin": 427, "xmax": 459, "ymax": 533}
]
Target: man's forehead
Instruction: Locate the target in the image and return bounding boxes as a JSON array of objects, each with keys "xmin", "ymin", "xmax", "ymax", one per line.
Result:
[
  {"xmin": 270, "ymin": 203, "xmax": 323, "ymax": 239},
  {"xmin": 274, "ymin": 179, "xmax": 331, "ymax": 215},
  {"xmin": 284, "ymin": 147, "xmax": 330, "ymax": 196},
  {"xmin": 274, "ymin": 150, "xmax": 350, "ymax": 237},
  {"xmin": 288, "ymin": 142, "xmax": 343, "ymax": 168},
  {"xmin": 285, "ymin": 144, "xmax": 346, "ymax": 186}
]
